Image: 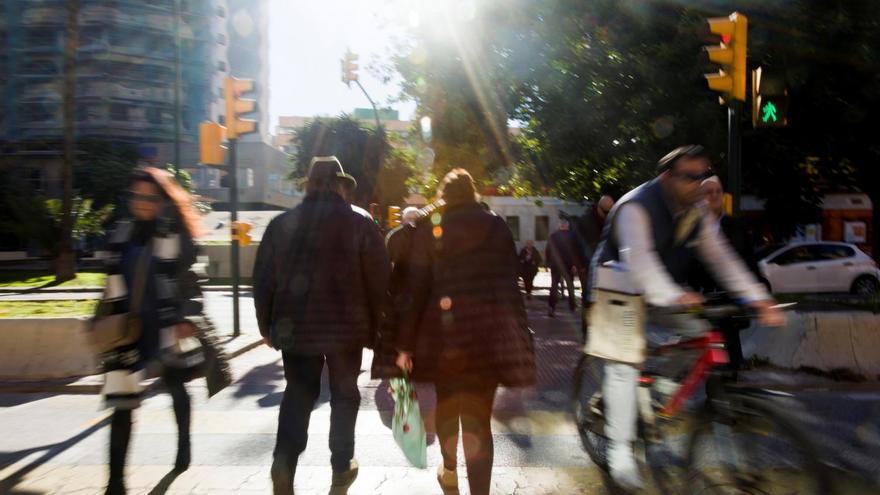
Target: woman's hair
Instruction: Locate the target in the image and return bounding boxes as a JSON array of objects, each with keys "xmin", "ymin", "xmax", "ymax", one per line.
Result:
[
  {"xmin": 130, "ymin": 166, "xmax": 203, "ymax": 238},
  {"xmin": 437, "ymin": 168, "xmax": 479, "ymax": 206}
]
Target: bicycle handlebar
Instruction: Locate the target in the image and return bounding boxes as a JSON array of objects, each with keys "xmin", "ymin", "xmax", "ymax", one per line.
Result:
[{"xmin": 648, "ymin": 301, "xmax": 796, "ymax": 320}]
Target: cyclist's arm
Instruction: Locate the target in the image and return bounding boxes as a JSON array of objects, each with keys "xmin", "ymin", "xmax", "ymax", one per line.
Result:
[
  {"xmin": 615, "ymin": 203, "xmax": 684, "ymax": 306},
  {"xmin": 695, "ymin": 213, "xmax": 770, "ymax": 302}
]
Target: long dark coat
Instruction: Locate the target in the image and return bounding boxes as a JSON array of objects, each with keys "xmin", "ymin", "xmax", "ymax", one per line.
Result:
[{"xmin": 395, "ymin": 202, "xmax": 536, "ymax": 386}]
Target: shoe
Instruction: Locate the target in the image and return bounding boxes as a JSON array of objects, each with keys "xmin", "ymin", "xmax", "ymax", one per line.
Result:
[
  {"xmin": 548, "ymin": 308, "xmax": 555, "ymax": 318},
  {"xmin": 173, "ymin": 443, "xmax": 191, "ymax": 473},
  {"xmin": 608, "ymin": 442, "xmax": 644, "ymax": 492},
  {"xmin": 437, "ymin": 464, "xmax": 458, "ymax": 491},
  {"xmin": 331, "ymin": 459, "xmax": 359, "ymax": 487},
  {"xmin": 271, "ymin": 459, "xmax": 295, "ymax": 495}
]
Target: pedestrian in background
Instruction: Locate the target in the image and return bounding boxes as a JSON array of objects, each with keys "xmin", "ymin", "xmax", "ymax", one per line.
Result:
[
  {"xmin": 689, "ymin": 175, "xmax": 759, "ymax": 375},
  {"xmin": 98, "ymin": 167, "xmax": 203, "ymax": 494},
  {"xmin": 518, "ymin": 239, "xmax": 542, "ymax": 299},
  {"xmin": 395, "ymin": 168, "xmax": 536, "ymax": 495},
  {"xmin": 253, "ymin": 156, "xmax": 390, "ymax": 495},
  {"xmin": 545, "ymin": 219, "xmax": 586, "ymax": 317}
]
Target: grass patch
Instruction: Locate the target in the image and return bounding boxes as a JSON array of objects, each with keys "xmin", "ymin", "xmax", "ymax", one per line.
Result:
[
  {"xmin": 0, "ymin": 300, "xmax": 98, "ymax": 318},
  {"xmin": 0, "ymin": 271, "xmax": 106, "ymax": 289}
]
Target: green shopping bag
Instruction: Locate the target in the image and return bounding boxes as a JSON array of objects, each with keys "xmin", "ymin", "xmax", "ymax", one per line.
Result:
[{"xmin": 389, "ymin": 375, "xmax": 427, "ymax": 468}]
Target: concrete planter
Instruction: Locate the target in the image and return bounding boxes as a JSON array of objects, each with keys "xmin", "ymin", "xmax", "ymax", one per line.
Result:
[
  {"xmin": 742, "ymin": 311, "xmax": 880, "ymax": 378},
  {"xmin": 0, "ymin": 318, "xmax": 99, "ymax": 380}
]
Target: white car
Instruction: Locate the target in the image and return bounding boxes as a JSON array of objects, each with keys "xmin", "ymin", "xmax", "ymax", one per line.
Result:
[{"xmin": 757, "ymin": 242, "xmax": 880, "ymax": 295}]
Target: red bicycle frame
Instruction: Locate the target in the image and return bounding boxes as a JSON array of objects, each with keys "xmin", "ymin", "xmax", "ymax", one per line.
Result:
[{"xmin": 647, "ymin": 331, "xmax": 730, "ymax": 417}]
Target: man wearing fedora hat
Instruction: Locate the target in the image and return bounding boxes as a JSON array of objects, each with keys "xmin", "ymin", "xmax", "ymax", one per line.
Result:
[{"xmin": 254, "ymin": 156, "xmax": 390, "ymax": 494}]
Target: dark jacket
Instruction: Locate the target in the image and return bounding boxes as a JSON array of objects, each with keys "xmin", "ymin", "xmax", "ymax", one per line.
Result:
[
  {"xmin": 518, "ymin": 246, "xmax": 542, "ymax": 274},
  {"xmin": 386, "ymin": 223, "xmax": 417, "ymax": 297},
  {"xmin": 546, "ymin": 229, "xmax": 585, "ymax": 273},
  {"xmin": 395, "ymin": 202, "xmax": 536, "ymax": 386},
  {"xmin": 574, "ymin": 207, "xmax": 606, "ymax": 265},
  {"xmin": 253, "ymin": 192, "xmax": 391, "ymax": 355},
  {"xmin": 689, "ymin": 214, "xmax": 758, "ymax": 293}
]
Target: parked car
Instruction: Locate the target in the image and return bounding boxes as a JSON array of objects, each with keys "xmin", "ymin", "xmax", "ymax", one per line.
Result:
[{"xmin": 757, "ymin": 242, "xmax": 880, "ymax": 296}]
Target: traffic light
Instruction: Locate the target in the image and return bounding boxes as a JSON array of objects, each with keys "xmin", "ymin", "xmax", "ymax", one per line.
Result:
[
  {"xmin": 387, "ymin": 205, "xmax": 401, "ymax": 229},
  {"xmin": 224, "ymin": 77, "xmax": 258, "ymax": 140},
  {"xmin": 231, "ymin": 221, "xmax": 252, "ymax": 246},
  {"xmin": 704, "ymin": 12, "xmax": 748, "ymax": 103},
  {"xmin": 341, "ymin": 50, "xmax": 359, "ymax": 87},
  {"xmin": 199, "ymin": 121, "xmax": 226, "ymax": 165},
  {"xmin": 752, "ymin": 67, "xmax": 789, "ymax": 128}
]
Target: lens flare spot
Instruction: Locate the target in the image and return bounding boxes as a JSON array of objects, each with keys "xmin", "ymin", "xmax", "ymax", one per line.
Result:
[{"xmin": 439, "ymin": 296, "xmax": 453, "ymax": 311}]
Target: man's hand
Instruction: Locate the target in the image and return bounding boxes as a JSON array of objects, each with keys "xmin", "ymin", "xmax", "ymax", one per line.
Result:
[
  {"xmin": 262, "ymin": 336, "xmax": 275, "ymax": 349},
  {"xmin": 672, "ymin": 292, "xmax": 705, "ymax": 307},
  {"xmin": 395, "ymin": 352, "xmax": 413, "ymax": 373},
  {"xmin": 750, "ymin": 299, "xmax": 786, "ymax": 327}
]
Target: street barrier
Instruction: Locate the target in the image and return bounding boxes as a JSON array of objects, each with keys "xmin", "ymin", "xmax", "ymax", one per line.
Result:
[
  {"xmin": 0, "ymin": 318, "xmax": 98, "ymax": 380},
  {"xmin": 741, "ymin": 311, "xmax": 880, "ymax": 378}
]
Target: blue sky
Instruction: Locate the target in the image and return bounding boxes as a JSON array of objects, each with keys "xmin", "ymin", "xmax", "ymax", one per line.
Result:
[{"xmin": 267, "ymin": 0, "xmax": 416, "ymax": 131}]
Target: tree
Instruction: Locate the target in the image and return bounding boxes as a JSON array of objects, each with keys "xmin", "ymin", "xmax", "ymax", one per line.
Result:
[
  {"xmin": 74, "ymin": 141, "xmax": 140, "ymax": 208},
  {"xmin": 291, "ymin": 116, "xmax": 392, "ymax": 208}
]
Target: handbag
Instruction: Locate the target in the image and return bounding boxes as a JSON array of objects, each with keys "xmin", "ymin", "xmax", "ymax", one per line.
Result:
[
  {"xmin": 389, "ymin": 374, "xmax": 427, "ymax": 469},
  {"xmin": 88, "ymin": 242, "xmax": 153, "ymax": 354}
]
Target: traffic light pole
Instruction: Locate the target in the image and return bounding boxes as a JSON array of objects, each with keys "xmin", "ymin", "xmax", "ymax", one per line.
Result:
[
  {"xmin": 727, "ymin": 101, "xmax": 743, "ymax": 216},
  {"xmin": 355, "ymin": 80, "xmax": 382, "ymax": 131},
  {"xmin": 229, "ymin": 138, "xmax": 241, "ymax": 337}
]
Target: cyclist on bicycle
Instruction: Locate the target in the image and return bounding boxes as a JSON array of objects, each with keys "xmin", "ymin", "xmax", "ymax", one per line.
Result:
[{"xmin": 588, "ymin": 145, "xmax": 785, "ymax": 490}]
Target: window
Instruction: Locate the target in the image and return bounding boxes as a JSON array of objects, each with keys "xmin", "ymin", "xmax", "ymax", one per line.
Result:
[
  {"xmin": 146, "ymin": 107, "xmax": 162, "ymax": 124},
  {"xmin": 506, "ymin": 216, "xmax": 520, "ymax": 242},
  {"xmin": 110, "ymin": 103, "xmax": 128, "ymax": 121},
  {"xmin": 218, "ymin": 115, "xmax": 225, "ymax": 125},
  {"xmin": 218, "ymin": 87, "xmax": 224, "ymax": 99},
  {"xmin": 814, "ymin": 244, "xmax": 855, "ymax": 260},
  {"xmin": 217, "ymin": 6, "xmax": 226, "ymax": 17},
  {"xmin": 771, "ymin": 246, "xmax": 818, "ymax": 266},
  {"xmin": 217, "ymin": 33, "xmax": 226, "ymax": 45},
  {"xmin": 217, "ymin": 61, "xmax": 226, "ymax": 72},
  {"xmin": 535, "ymin": 216, "xmax": 550, "ymax": 242}
]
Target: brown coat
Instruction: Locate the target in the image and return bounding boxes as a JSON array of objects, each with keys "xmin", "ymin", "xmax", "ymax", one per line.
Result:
[{"xmin": 396, "ymin": 202, "xmax": 536, "ymax": 386}]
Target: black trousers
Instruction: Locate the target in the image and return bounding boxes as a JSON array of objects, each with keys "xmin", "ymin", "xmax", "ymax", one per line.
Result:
[
  {"xmin": 274, "ymin": 349, "xmax": 362, "ymax": 475},
  {"xmin": 549, "ymin": 268, "xmax": 576, "ymax": 310},
  {"xmin": 108, "ymin": 369, "xmax": 190, "ymax": 488},
  {"xmin": 435, "ymin": 380, "xmax": 498, "ymax": 495},
  {"xmin": 520, "ymin": 267, "xmax": 538, "ymax": 294}
]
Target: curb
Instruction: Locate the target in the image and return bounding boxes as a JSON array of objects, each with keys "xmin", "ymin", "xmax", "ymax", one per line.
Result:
[{"xmin": 0, "ymin": 337, "xmax": 264, "ymax": 395}]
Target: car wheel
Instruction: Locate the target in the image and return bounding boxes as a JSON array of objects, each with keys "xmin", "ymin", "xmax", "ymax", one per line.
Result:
[{"xmin": 850, "ymin": 276, "xmax": 879, "ymax": 297}]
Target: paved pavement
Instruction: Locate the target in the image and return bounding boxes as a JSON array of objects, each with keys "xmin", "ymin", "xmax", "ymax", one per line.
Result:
[{"xmin": 1, "ymin": 293, "xmax": 878, "ymax": 494}]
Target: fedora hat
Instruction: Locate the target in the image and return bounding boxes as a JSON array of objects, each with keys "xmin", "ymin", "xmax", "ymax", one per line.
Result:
[{"xmin": 307, "ymin": 156, "xmax": 357, "ymax": 189}]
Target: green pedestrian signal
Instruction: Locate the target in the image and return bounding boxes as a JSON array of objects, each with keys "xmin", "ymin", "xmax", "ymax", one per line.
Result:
[
  {"xmin": 752, "ymin": 67, "xmax": 788, "ymax": 128},
  {"xmin": 761, "ymin": 101, "xmax": 778, "ymax": 123}
]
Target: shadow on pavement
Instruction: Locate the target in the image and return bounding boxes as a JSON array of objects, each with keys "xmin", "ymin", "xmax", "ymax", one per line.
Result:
[
  {"xmin": 0, "ymin": 414, "xmax": 111, "ymax": 493},
  {"xmin": 146, "ymin": 469, "xmax": 181, "ymax": 495}
]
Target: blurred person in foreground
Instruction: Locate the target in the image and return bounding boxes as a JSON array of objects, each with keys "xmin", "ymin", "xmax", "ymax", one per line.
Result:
[
  {"xmin": 99, "ymin": 167, "xmax": 203, "ymax": 494},
  {"xmin": 518, "ymin": 239, "xmax": 542, "ymax": 299},
  {"xmin": 394, "ymin": 169, "xmax": 536, "ymax": 495},
  {"xmin": 253, "ymin": 156, "xmax": 390, "ymax": 495}
]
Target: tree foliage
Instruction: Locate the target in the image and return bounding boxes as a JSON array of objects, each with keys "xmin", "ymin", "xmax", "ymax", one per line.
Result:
[
  {"xmin": 291, "ymin": 115, "xmax": 414, "ymax": 208},
  {"xmin": 388, "ymin": 0, "xmax": 880, "ymax": 242}
]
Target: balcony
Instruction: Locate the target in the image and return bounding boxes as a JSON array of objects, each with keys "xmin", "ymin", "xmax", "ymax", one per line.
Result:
[
  {"xmin": 80, "ymin": 6, "xmax": 175, "ymax": 33},
  {"xmin": 20, "ymin": 7, "xmax": 67, "ymax": 26},
  {"xmin": 77, "ymin": 81, "xmax": 174, "ymax": 103},
  {"xmin": 17, "ymin": 82, "xmax": 61, "ymax": 101}
]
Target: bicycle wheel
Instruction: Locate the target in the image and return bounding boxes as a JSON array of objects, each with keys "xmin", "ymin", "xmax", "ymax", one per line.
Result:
[
  {"xmin": 686, "ymin": 392, "xmax": 831, "ymax": 495},
  {"xmin": 571, "ymin": 353, "xmax": 611, "ymax": 470}
]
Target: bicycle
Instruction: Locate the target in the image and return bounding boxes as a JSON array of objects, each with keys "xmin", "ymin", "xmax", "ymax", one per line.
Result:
[{"xmin": 572, "ymin": 302, "xmax": 831, "ymax": 494}]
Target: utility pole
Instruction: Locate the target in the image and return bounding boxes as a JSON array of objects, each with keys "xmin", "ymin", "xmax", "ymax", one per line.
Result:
[
  {"xmin": 173, "ymin": 0, "xmax": 181, "ymax": 178},
  {"xmin": 342, "ymin": 50, "xmax": 382, "ymax": 131}
]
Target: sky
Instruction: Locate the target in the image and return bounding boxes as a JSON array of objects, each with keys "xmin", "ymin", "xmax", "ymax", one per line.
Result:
[{"xmin": 267, "ymin": 0, "xmax": 417, "ymax": 132}]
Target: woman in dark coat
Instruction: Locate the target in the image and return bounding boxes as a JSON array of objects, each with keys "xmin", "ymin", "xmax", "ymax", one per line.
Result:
[
  {"xmin": 395, "ymin": 169, "xmax": 536, "ymax": 495},
  {"xmin": 98, "ymin": 167, "xmax": 203, "ymax": 494}
]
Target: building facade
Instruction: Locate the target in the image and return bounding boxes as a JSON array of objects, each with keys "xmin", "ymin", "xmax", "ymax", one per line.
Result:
[{"xmin": 0, "ymin": 0, "xmax": 228, "ymax": 144}]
